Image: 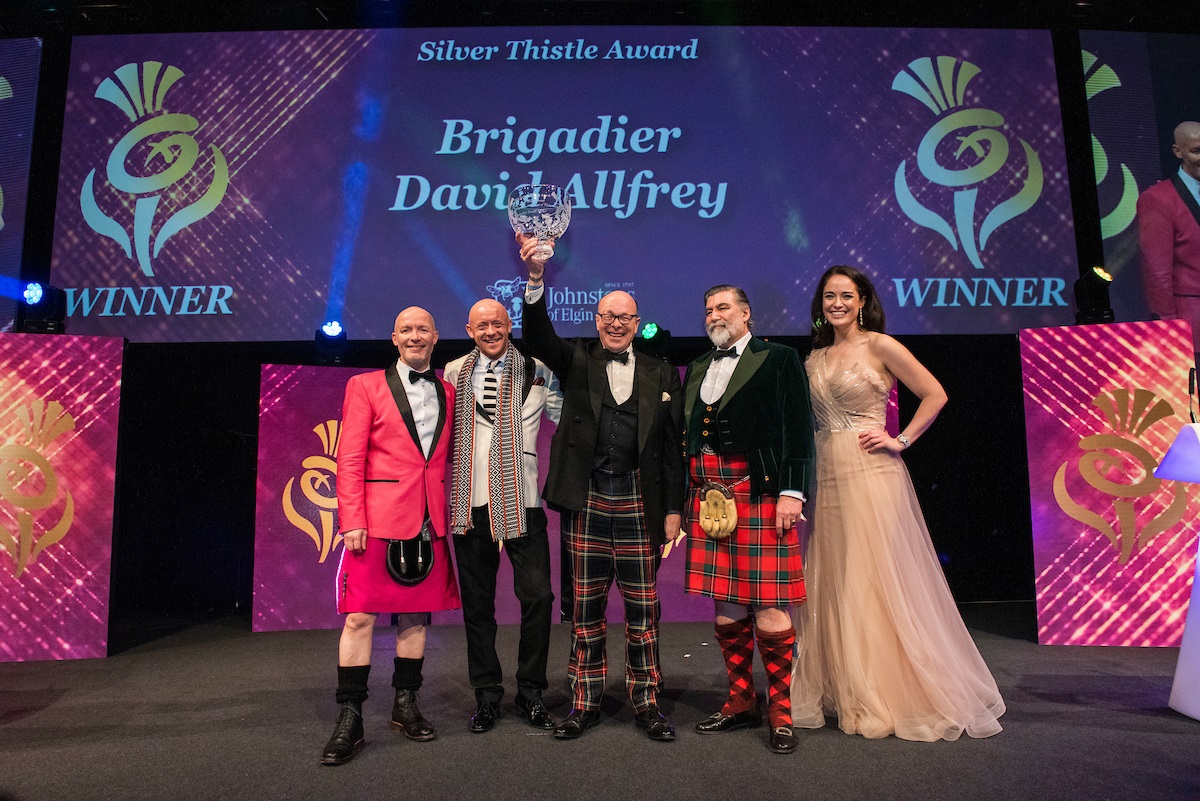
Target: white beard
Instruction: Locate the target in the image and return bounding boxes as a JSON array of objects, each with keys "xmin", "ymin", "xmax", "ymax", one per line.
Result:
[{"xmin": 707, "ymin": 324, "xmax": 733, "ymax": 349}]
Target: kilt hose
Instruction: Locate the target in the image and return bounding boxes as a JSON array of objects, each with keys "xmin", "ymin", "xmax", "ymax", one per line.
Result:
[
  {"xmin": 562, "ymin": 469, "xmax": 662, "ymax": 713},
  {"xmin": 684, "ymin": 451, "xmax": 806, "ymax": 606}
]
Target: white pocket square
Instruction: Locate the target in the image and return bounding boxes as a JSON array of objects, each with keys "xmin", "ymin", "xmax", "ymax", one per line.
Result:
[{"xmin": 661, "ymin": 392, "xmax": 671, "ymax": 401}]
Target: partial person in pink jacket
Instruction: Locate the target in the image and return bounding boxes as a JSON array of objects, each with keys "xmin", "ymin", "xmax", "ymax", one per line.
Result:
[
  {"xmin": 1138, "ymin": 120, "xmax": 1200, "ymax": 353},
  {"xmin": 321, "ymin": 306, "xmax": 461, "ymax": 766}
]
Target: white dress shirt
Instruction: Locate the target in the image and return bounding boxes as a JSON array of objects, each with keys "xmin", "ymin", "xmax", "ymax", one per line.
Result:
[
  {"xmin": 700, "ymin": 330, "xmax": 753, "ymax": 405},
  {"xmin": 397, "ymin": 359, "xmax": 439, "ymax": 457}
]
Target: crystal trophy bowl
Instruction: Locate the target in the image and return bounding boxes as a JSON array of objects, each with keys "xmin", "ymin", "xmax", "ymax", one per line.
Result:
[{"xmin": 508, "ymin": 183, "xmax": 571, "ymax": 262}]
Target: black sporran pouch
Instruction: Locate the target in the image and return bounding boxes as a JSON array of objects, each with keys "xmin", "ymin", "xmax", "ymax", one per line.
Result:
[{"xmin": 385, "ymin": 520, "xmax": 434, "ymax": 586}]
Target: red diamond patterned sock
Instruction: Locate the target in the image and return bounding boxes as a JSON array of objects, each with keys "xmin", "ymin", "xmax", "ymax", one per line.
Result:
[
  {"xmin": 755, "ymin": 626, "xmax": 795, "ymax": 728},
  {"xmin": 715, "ymin": 617, "xmax": 757, "ymax": 715}
]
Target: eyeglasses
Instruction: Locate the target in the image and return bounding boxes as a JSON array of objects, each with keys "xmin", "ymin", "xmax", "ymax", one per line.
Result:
[{"xmin": 597, "ymin": 312, "xmax": 639, "ymax": 325}]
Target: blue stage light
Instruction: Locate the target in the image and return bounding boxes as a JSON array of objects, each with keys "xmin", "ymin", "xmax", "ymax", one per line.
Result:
[
  {"xmin": 315, "ymin": 320, "xmax": 348, "ymax": 365},
  {"xmin": 18, "ymin": 282, "xmax": 67, "ymax": 333}
]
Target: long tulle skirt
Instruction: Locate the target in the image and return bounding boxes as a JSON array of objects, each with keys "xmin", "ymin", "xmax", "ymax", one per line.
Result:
[{"xmin": 792, "ymin": 429, "xmax": 1005, "ymax": 741}]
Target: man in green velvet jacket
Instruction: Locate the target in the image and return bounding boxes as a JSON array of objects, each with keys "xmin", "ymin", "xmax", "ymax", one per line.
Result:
[{"xmin": 681, "ymin": 284, "xmax": 814, "ymax": 755}]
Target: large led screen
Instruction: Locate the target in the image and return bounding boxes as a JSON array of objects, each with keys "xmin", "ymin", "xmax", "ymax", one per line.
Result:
[
  {"xmin": 1081, "ymin": 31, "xmax": 1200, "ymax": 333},
  {"xmin": 0, "ymin": 38, "xmax": 42, "ymax": 333},
  {"xmin": 53, "ymin": 27, "xmax": 1076, "ymax": 342}
]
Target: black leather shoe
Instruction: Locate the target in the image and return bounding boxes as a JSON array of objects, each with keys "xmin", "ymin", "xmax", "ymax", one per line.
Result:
[
  {"xmin": 694, "ymin": 707, "xmax": 763, "ymax": 734},
  {"xmin": 390, "ymin": 689, "xmax": 436, "ymax": 741},
  {"xmin": 320, "ymin": 703, "xmax": 364, "ymax": 765},
  {"xmin": 769, "ymin": 724, "xmax": 799, "ymax": 754},
  {"xmin": 634, "ymin": 705, "xmax": 676, "ymax": 741},
  {"xmin": 515, "ymin": 696, "xmax": 556, "ymax": 730},
  {"xmin": 552, "ymin": 709, "xmax": 601, "ymax": 739},
  {"xmin": 470, "ymin": 701, "xmax": 498, "ymax": 733}
]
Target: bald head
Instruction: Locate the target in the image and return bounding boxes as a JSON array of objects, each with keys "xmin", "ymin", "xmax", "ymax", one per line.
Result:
[
  {"xmin": 392, "ymin": 306, "xmax": 438, "ymax": 371},
  {"xmin": 597, "ymin": 290, "xmax": 638, "ymax": 315},
  {"xmin": 466, "ymin": 298, "xmax": 512, "ymax": 360},
  {"xmin": 1175, "ymin": 122, "xmax": 1200, "ymax": 146},
  {"xmin": 1174, "ymin": 122, "xmax": 1200, "ymax": 181}
]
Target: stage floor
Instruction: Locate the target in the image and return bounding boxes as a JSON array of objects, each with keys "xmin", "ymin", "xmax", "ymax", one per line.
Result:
[{"xmin": 1, "ymin": 602, "xmax": 1196, "ymax": 801}]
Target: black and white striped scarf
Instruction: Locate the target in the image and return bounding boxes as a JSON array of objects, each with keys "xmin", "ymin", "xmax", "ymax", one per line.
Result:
[{"xmin": 450, "ymin": 348, "xmax": 527, "ymax": 540}]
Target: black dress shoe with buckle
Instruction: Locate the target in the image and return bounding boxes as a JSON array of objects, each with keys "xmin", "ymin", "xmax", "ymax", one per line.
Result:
[
  {"xmin": 470, "ymin": 701, "xmax": 498, "ymax": 733},
  {"xmin": 769, "ymin": 724, "xmax": 799, "ymax": 754},
  {"xmin": 634, "ymin": 705, "xmax": 676, "ymax": 741},
  {"xmin": 553, "ymin": 709, "xmax": 601, "ymax": 739},
  {"xmin": 694, "ymin": 707, "xmax": 763, "ymax": 734},
  {"xmin": 390, "ymin": 689, "xmax": 436, "ymax": 741},
  {"xmin": 320, "ymin": 703, "xmax": 364, "ymax": 766},
  {"xmin": 515, "ymin": 696, "xmax": 556, "ymax": 730}
]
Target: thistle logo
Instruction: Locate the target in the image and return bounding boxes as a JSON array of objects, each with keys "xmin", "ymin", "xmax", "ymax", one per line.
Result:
[
  {"xmin": 1, "ymin": 399, "xmax": 76, "ymax": 579},
  {"xmin": 282, "ymin": 420, "xmax": 342, "ymax": 564},
  {"xmin": 1082, "ymin": 50, "xmax": 1139, "ymax": 240},
  {"xmin": 80, "ymin": 61, "xmax": 230, "ymax": 277},
  {"xmin": 1053, "ymin": 388, "xmax": 1189, "ymax": 565},
  {"xmin": 487, "ymin": 276, "xmax": 528, "ymax": 328},
  {"xmin": 892, "ymin": 56, "xmax": 1044, "ymax": 271}
]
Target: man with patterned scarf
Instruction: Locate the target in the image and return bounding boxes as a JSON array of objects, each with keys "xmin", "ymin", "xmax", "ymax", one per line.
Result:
[{"xmin": 443, "ymin": 298, "xmax": 563, "ymax": 734}]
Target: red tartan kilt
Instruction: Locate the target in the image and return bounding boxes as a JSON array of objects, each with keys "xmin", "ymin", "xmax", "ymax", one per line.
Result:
[{"xmin": 684, "ymin": 451, "xmax": 805, "ymax": 605}]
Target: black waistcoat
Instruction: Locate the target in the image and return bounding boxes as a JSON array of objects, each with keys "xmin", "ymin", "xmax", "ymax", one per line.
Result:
[{"xmin": 592, "ymin": 379, "xmax": 639, "ymax": 473}]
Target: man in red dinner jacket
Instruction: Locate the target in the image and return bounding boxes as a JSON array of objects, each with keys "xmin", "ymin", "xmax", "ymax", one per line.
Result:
[
  {"xmin": 1138, "ymin": 120, "xmax": 1200, "ymax": 353},
  {"xmin": 320, "ymin": 306, "xmax": 461, "ymax": 766}
]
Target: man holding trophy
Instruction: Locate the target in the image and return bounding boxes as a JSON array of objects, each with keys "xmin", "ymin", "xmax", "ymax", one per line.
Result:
[{"xmin": 510, "ymin": 184, "xmax": 686, "ymax": 741}]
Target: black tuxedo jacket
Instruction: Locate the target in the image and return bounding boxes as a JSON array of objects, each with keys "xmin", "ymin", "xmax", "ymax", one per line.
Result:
[
  {"xmin": 683, "ymin": 336, "xmax": 814, "ymax": 497},
  {"xmin": 520, "ymin": 293, "xmax": 685, "ymax": 546}
]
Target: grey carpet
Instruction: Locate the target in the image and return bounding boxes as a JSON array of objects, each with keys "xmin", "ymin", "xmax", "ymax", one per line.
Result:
[{"xmin": 0, "ymin": 603, "xmax": 1196, "ymax": 801}]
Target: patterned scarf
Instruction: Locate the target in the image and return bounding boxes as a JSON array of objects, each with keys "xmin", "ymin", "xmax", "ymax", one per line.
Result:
[{"xmin": 450, "ymin": 348, "xmax": 527, "ymax": 540}]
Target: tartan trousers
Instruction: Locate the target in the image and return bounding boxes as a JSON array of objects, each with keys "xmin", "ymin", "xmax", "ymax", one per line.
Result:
[{"xmin": 562, "ymin": 469, "xmax": 661, "ymax": 713}]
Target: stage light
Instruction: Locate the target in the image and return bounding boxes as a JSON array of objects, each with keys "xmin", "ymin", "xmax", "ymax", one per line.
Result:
[
  {"xmin": 18, "ymin": 282, "xmax": 67, "ymax": 334},
  {"xmin": 1073, "ymin": 265, "xmax": 1114, "ymax": 325},
  {"xmin": 315, "ymin": 321, "xmax": 347, "ymax": 365},
  {"xmin": 635, "ymin": 320, "xmax": 670, "ymax": 359}
]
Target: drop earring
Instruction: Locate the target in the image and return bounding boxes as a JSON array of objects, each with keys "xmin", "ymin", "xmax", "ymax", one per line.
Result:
[{"xmin": 858, "ymin": 307, "xmax": 864, "ymax": 327}]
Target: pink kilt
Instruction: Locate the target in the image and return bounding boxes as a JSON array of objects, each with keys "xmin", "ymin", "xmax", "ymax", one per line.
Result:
[
  {"xmin": 336, "ymin": 535, "xmax": 461, "ymax": 614},
  {"xmin": 684, "ymin": 451, "xmax": 806, "ymax": 605}
]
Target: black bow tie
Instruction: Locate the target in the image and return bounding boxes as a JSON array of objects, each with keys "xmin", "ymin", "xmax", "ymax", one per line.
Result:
[
  {"xmin": 603, "ymin": 350, "xmax": 629, "ymax": 365},
  {"xmin": 408, "ymin": 368, "xmax": 437, "ymax": 384},
  {"xmin": 713, "ymin": 348, "xmax": 738, "ymax": 360}
]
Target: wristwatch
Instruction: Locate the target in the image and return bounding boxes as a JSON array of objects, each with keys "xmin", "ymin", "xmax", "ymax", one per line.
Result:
[{"xmin": 897, "ymin": 434, "xmax": 910, "ymax": 449}]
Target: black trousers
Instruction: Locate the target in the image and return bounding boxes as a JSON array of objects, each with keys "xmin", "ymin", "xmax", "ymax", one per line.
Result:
[{"xmin": 452, "ymin": 506, "xmax": 554, "ymax": 705}]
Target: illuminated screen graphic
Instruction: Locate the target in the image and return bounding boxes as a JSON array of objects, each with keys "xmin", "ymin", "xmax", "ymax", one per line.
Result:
[
  {"xmin": 1079, "ymin": 31, "xmax": 1184, "ymax": 328},
  {"xmin": 53, "ymin": 27, "xmax": 1075, "ymax": 343},
  {"xmin": 1, "ymin": 334, "xmax": 123, "ymax": 662},
  {"xmin": 0, "ymin": 38, "xmax": 42, "ymax": 333},
  {"xmin": 1021, "ymin": 320, "xmax": 1197, "ymax": 646}
]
